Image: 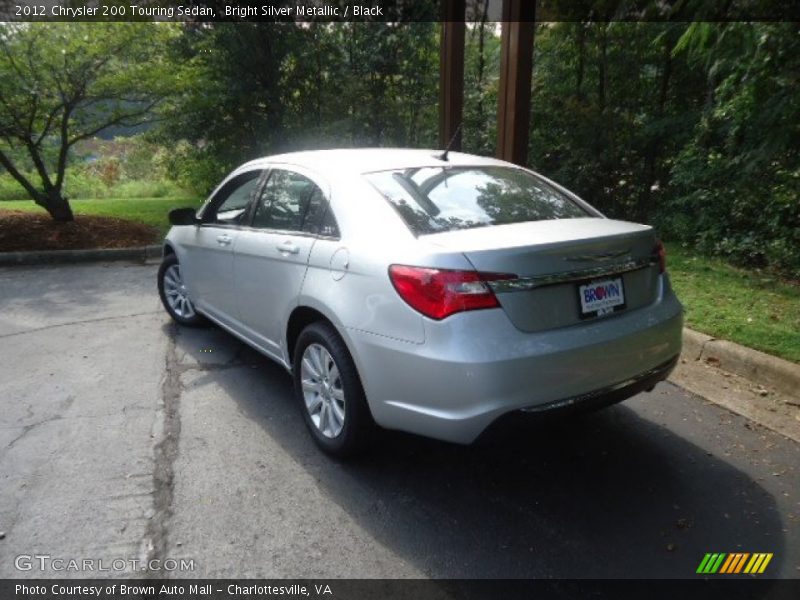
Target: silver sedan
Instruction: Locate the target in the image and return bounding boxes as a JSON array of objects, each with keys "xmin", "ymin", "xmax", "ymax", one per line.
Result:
[{"xmin": 158, "ymin": 149, "xmax": 683, "ymax": 456}]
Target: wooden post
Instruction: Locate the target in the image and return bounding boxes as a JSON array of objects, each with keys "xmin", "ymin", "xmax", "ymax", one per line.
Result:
[
  {"xmin": 496, "ymin": 0, "xmax": 535, "ymax": 165},
  {"xmin": 439, "ymin": 0, "xmax": 465, "ymax": 150}
]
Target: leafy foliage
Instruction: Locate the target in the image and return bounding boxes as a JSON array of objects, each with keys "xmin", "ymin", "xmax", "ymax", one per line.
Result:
[
  {"xmin": 1, "ymin": 19, "xmax": 796, "ymax": 277},
  {"xmin": 159, "ymin": 22, "xmax": 439, "ymax": 193},
  {"xmin": 0, "ymin": 22, "xmax": 185, "ymax": 220},
  {"xmin": 529, "ymin": 21, "xmax": 799, "ymax": 277},
  {"xmin": 665, "ymin": 23, "xmax": 800, "ymax": 275}
]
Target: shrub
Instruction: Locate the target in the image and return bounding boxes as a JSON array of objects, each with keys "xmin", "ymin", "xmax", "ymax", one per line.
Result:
[
  {"xmin": 660, "ymin": 150, "xmax": 800, "ymax": 278},
  {"xmin": 0, "ymin": 173, "xmax": 33, "ymax": 200},
  {"xmin": 153, "ymin": 141, "xmax": 227, "ymax": 196},
  {"xmin": 110, "ymin": 180, "xmax": 190, "ymax": 198},
  {"xmin": 1, "ymin": 136, "xmax": 193, "ymax": 202}
]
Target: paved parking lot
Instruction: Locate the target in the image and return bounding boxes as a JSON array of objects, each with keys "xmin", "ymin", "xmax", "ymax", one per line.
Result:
[{"xmin": 1, "ymin": 262, "xmax": 798, "ymax": 579}]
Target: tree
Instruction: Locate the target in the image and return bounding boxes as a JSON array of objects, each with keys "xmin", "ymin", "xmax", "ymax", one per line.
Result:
[
  {"xmin": 668, "ymin": 22, "xmax": 800, "ymax": 273},
  {"xmin": 463, "ymin": 2, "xmax": 501, "ymax": 156},
  {"xmin": 525, "ymin": 20, "xmax": 798, "ymax": 276},
  {"xmin": 159, "ymin": 22, "xmax": 439, "ymax": 194},
  {"xmin": 0, "ymin": 23, "xmax": 183, "ymax": 221},
  {"xmin": 529, "ymin": 22, "xmax": 705, "ymax": 219}
]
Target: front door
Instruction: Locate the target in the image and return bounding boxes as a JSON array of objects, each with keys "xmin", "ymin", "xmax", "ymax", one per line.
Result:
[{"xmin": 182, "ymin": 169, "xmax": 264, "ymax": 326}]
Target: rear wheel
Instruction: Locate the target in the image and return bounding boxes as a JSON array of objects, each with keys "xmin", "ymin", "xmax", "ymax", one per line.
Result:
[
  {"xmin": 293, "ymin": 322, "xmax": 373, "ymax": 457},
  {"xmin": 157, "ymin": 254, "xmax": 206, "ymax": 327}
]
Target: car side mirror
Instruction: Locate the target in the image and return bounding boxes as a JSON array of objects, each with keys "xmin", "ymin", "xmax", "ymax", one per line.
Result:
[{"xmin": 168, "ymin": 207, "xmax": 200, "ymax": 226}]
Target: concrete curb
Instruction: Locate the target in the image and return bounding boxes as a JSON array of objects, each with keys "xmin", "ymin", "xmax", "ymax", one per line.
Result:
[
  {"xmin": 682, "ymin": 328, "xmax": 799, "ymax": 399},
  {"xmin": 0, "ymin": 245, "xmax": 162, "ymax": 266}
]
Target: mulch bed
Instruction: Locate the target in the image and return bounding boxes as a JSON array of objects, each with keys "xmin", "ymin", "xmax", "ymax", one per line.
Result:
[{"xmin": 0, "ymin": 209, "xmax": 160, "ymax": 252}]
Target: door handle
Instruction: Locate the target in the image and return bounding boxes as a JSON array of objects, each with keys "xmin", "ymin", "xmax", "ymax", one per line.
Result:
[
  {"xmin": 276, "ymin": 241, "xmax": 300, "ymax": 255},
  {"xmin": 216, "ymin": 234, "xmax": 232, "ymax": 246}
]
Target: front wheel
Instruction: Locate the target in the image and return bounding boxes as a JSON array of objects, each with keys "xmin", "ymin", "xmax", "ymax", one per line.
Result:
[
  {"xmin": 157, "ymin": 254, "xmax": 206, "ymax": 327},
  {"xmin": 293, "ymin": 322, "xmax": 374, "ymax": 458}
]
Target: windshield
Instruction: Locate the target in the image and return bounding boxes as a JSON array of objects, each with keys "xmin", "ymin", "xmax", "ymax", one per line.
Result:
[{"xmin": 364, "ymin": 166, "xmax": 590, "ymax": 235}]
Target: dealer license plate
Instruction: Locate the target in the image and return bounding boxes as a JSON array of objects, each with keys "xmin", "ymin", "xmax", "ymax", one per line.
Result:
[{"xmin": 578, "ymin": 277, "xmax": 625, "ymax": 316}]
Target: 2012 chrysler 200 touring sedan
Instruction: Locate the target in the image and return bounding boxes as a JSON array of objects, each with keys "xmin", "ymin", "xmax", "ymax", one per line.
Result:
[{"xmin": 158, "ymin": 149, "xmax": 683, "ymax": 456}]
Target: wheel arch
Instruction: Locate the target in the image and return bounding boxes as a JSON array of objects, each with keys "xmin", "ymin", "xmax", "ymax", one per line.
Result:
[
  {"xmin": 284, "ymin": 302, "xmax": 364, "ymax": 376},
  {"xmin": 287, "ymin": 303, "xmax": 377, "ymax": 448},
  {"xmin": 286, "ymin": 305, "xmax": 335, "ymax": 368}
]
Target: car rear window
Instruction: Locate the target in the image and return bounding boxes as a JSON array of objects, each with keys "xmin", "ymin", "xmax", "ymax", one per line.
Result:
[{"xmin": 364, "ymin": 166, "xmax": 590, "ymax": 235}]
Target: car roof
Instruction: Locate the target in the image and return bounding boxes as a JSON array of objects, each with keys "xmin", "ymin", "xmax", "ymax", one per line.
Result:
[{"xmin": 238, "ymin": 148, "xmax": 514, "ymax": 177}]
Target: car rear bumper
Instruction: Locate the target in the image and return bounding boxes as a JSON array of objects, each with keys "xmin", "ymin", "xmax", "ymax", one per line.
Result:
[
  {"xmin": 519, "ymin": 353, "xmax": 679, "ymax": 414},
  {"xmin": 345, "ymin": 276, "xmax": 683, "ymax": 444}
]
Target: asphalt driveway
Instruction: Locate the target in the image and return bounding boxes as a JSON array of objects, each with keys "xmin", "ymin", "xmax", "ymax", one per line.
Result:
[{"xmin": 0, "ymin": 261, "xmax": 798, "ymax": 579}]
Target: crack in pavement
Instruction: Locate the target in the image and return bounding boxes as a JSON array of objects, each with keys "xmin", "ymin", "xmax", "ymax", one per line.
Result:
[
  {"xmin": 142, "ymin": 323, "xmax": 183, "ymax": 579},
  {"xmin": 697, "ymin": 336, "xmax": 715, "ymax": 360},
  {"xmin": 142, "ymin": 325, "xmax": 255, "ymax": 577},
  {"xmin": 4, "ymin": 395, "xmax": 75, "ymax": 452},
  {"xmin": 0, "ymin": 311, "xmax": 163, "ymax": 340},
  {"xmin": 5, "ymin": 414, "xmax": 63, "ymax": 451}
]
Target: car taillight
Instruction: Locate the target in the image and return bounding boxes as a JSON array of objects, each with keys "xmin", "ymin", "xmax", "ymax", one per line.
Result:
[
  {"xmin": 388, "ymin": 265, "xmax": 516, "ymax": 320},
  {"xmin": 655, "ymin": 240, "xmax": 666, "ymax": 273}
]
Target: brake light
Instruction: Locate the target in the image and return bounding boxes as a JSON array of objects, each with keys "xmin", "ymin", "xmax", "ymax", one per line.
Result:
[
  {"xmin": 388, "ymin": 265, "xmax": 516, "ymax": 320},
  {"xmin": 655, "ymin": 240, "xmax": 666, "ymax": 273}
]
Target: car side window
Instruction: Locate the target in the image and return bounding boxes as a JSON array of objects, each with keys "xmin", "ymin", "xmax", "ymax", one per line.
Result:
[
  {"xmin": 252, "ymin": 169, "xmax": 335, "ymax": 235},
  {"xmin": 302, "ymin": 187, "xmax": 340, "ymax": 238},
  {"xmin": 206, "ymin": 171, "xmax": 262, "ymax": 225}
]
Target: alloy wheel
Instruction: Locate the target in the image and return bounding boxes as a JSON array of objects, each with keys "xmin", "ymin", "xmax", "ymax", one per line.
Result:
[
  {"xmin": 162, "ymin": 264, "xmax": 197, "ymax": 319},
  {"xmin": 300, "ymin": 343, "xmax": 346, "ymax": 438}
]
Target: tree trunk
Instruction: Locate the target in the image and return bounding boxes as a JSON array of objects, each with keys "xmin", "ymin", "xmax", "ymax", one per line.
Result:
[
  {"xmin": 639, "ymin": 35, "xmax": 673, "ymax": 221},
  {"xmin": 348, "ymin": 25, "xmax": 357, "ymax": 145},
  {"xmin": 597, "ymin": 24, "xmax": 608, "ymax": 113},
  {"xmin": 575, "ymin": 23, "xmax": 586, "ymax": 100},
  {"xmin": 38, "ymin": 191, "xmax": 74, "ymax": 222},
  {"xmin": 477, "ymin": 0, "xmax": 489, "ymax": 123}
]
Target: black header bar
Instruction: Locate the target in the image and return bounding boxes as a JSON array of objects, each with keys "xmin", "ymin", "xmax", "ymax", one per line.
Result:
[{"xmin": 3, "ymin": 0, "xmax": 800, "ymax": 23}]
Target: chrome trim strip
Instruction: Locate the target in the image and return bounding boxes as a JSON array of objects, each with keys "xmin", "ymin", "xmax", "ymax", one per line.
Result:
[
  {"xmin": 488, "ymin": 257, "xmax": 657, "ymax": 293},
  {"xmin": 564, "ymin": 248, "xmax": 631, "ymax": 262}
]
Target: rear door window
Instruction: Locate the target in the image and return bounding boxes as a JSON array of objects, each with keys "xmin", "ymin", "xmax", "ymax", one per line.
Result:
[
  {"xmin": 250, "ymin": 170, "xmax": 308, "ymax": 231},
  {"xmin": 302, "ymin": 187, "xmax": 340, "ymax": 238},
  {"xmin": 251, "ymin": 169, "xmax": 338, "ymax": 236},
  {"xmin": 364, "ymin": 166, "xmax": 590, "ymax": 235}
]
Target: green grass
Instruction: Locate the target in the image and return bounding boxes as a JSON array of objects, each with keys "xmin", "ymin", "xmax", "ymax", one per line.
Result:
[
  {"xmin": 0, "ymin": 173, "xmax": 192, "ymax": 201},
  {"xmin": 667, "ymin": 243, "xmax": 800, "ymax": 363},
  {"xmin": 1, "ymin": 196, "xmax": 203, "ymax": 236}
]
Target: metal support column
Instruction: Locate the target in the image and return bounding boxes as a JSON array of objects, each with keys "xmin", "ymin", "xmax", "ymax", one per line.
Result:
[
  {"xmin": 496, "ymin": 0, "xmax": 535, "ymax": 165},
  {"xmin": 439, "ymin": 0, "xmax": 466, "ymax": 150}
]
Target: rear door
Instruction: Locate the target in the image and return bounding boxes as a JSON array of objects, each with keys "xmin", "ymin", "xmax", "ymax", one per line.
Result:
[
  {"xmin": 233, "ymin": 167, "xmax": 332, "ymax": 362},
  {"xmin": 181, "ymin": 169, "xmax": 264, "ymax": 326}
]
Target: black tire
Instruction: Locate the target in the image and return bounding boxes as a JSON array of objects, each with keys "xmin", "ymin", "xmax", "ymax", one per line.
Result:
[
  {"xmin": 293, "ymin": 321, "xmax": 374, "ymax": 458},
  {"xmin": 157, "ymin": 254, "xmax": 207, "ymax": 327}
]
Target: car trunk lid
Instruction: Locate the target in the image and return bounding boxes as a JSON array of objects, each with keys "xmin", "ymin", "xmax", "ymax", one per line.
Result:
[{"xmin": 420, "ymin": 218, "xmax": 660, "ymax": 332}]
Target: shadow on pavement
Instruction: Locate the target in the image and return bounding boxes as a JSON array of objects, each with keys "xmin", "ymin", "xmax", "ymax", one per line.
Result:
[{"xmin": 170, "ymin": 323, "xmax": 786, "ymax": 580}]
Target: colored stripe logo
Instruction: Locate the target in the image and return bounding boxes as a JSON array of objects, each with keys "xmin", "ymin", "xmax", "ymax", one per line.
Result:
[{"xmin": 696, "ymin": 552, "xmax": 773, "ymax": 574}]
